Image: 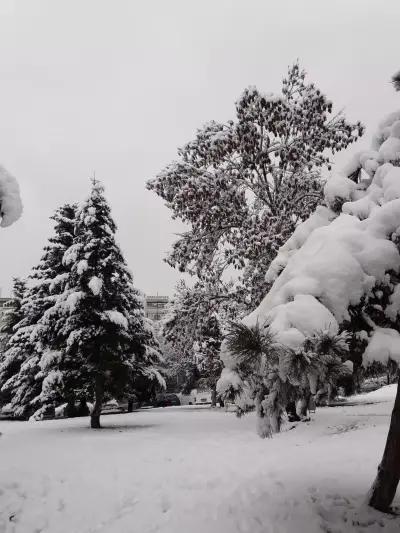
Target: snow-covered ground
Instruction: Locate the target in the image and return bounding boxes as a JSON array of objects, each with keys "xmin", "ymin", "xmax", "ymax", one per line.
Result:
[{"xmin": 1, "ymin": 387, "xmax": 399, "ymax": 533}]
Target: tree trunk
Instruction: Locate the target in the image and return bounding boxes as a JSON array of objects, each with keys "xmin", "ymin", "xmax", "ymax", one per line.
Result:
[
  {"xmin": 127, "ymin": 399, "xmax": 133, "ymax": 412},
  {"xmin": 90, "ymin": 375, "xmax": 104, "ymax": 429},
  {"xmin": 368, "ymin": 372, "xmax": 400, "ymax": 512},
  {"xmin": 211, "ymin": 384, "xmax": 217, "ymax": 407},
  {"xmin": 297, "ymin": 391, "xmax": 311, "ymax": 420},
  {"xmin": 352, "ymin": 361, "xmax": 363, "ymax": 394},
  {"xmin": 66, "ymin": 393, "xmax": 76, "ymax": 418},
  {"xmin": 286, "ymin": 401, "xmax": 301, "ymax": 422}
]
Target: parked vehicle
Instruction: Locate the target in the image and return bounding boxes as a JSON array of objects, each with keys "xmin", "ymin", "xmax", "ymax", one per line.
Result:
[
  {"xmin": 192, "ymin": 389, "xmax": 212, "ymax": 405},
  {"xmin": 101, "ymin": 399, "xmax": 129, "ymax": 413},
  {"xmin": 55, "ymin": 401, "xmax": 93, "ymax": 419},
  {"xmin": 178, "ymin": 392, "xmax": 196, "ymax": 406},
  {"xmin": 153, "ymin": 393, "xmax": 181, "ymax": 407},
  {"xmin": 30, "ymin": 405, "xmax": 56, "ymax": 421},
  {"xmin": 55, "ymin": 398, "xmax": 128, "ymax": 419}
]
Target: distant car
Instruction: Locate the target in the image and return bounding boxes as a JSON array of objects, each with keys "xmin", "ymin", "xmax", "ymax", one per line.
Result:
[
  {"xmin": 30, "ymin": 405, "xmax": 56, "ymax": 421},
  {"xmin": 178, "ymin": 393, "xmax": 195, "ymax": 406},
  {"xmin": 101, "ymin": 399, "xmax": 129, "ymax": 413},
  {"xmin": 55, "ymin": 401, "xmax": 93, "ymax": 419},
  {"xmin": 193, "ymin": 390, "xmax": 212, "ymax": 405},
  {"xmin": 153, "ymin": 393, "xmax": 181, "ymax": 407}
]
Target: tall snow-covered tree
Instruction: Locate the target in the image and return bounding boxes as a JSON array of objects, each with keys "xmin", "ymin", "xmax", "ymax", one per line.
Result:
[
  {"xmin": 0, "ymin": 204, "xmax": 76, "ymax": 418},
  {"xmin": 218, "ymin": 81, "xmax": 400, "ymax": 511},
  {"xmin": 36, "ymin": 179, "xmax": 163, "ymax": 428},
  {"xmin": 148, "ymin": 63, "xmax": 363, "ymax": 309}
]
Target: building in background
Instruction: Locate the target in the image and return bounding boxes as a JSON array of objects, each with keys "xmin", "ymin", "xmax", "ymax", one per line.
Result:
[
  {"xmin": 0, "ymin": 297, "xmax": 16, "ymax": 330},
  {"xmin": 144, "ymin": 295, "xmax": 169, "ymax": 321}
]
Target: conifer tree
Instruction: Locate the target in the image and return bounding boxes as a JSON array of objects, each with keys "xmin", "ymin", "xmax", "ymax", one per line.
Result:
[
  {"xmin": 0, "ymin": 205, "xmax": 76, "ymax": 417},
  {"xmin": 37, "ymin": 180, "xmax": 163, "ymax": 428}
]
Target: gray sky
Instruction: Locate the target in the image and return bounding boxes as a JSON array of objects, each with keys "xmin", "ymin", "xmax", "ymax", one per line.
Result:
[{"xmin": 1, "ymin": 0, "xmax": 399, "ymax": 297}]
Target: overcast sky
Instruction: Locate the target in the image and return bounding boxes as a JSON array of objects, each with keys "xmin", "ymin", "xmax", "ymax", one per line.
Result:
[{"xmin": 1, "ymin": 0, "xmax": 399, "ymax": 297}]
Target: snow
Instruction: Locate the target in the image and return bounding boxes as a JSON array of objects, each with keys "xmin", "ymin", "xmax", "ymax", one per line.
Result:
[
  {"xmin": 217, "ymin": 367, "xmax": 243, "ymax": 396},
  {"xmin": 379, "ymin": 137, "xmax": 400, "ymax": 162},
  {"xmin": 323, "ymin": 174, "xmax": 356, "ymax": 206},
  {"xmin": 0, "ymin": 387, "xmax": 399, "ymax": 533},
  {"xmin": 363, "ymin": 328, "xmax": 400, "ymax": 366},
  {"xmin": 88, "ymin": 276, "xmax": 103, "ymax": 295},
  {"xmin": 382, "ymin": 166, "xmax": 400, "ymax": 202},
  {"xmin": 0, "ymin": 165, "xmax": 22, "ymax": 227},
  {"xmin": 258, "ymin": 294, "xmax": 338, "ymax": 349},
  {"xmin": 49, "ymin": 273, "xmax": 69, "ymax": 293},
  {"xmin": 247, "ymin": 211, "xmax": 400, "ymax": 333},
  {"xmin": 265, "ymin": 206, "xmax": 335, "ymax": 283},
  {"xmin": 102, "ymin": 310, "xmax": 128, "ymax": 329},
  {"xmin": 76, "ymin": 259, "xmax": 89, "ymax": 275},
  {"xmin": 64, "ymin": 291, "xmax": 84, "ymax": 312},
  {"xmin": 63, "ymin": 244, "xmax": 81, "ymax": 266},
  {"xmin": 385, "ymin": 285, "xmax": 400, "ymax": 321}
]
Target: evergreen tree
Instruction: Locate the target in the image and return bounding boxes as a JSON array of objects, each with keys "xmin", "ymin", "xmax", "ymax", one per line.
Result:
[
  {"xmin": 36, "ymin": 179, "xmax": 163, "ymax": 428},
  {"xmin": 0, "ymin": 205, "xmax": 76, "ymax": 417},
  {"xmin": 148, "ymin": 63, "xmax": 363, "ymax": 310}
]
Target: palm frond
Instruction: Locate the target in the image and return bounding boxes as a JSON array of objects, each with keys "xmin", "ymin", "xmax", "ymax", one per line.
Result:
[{"xmin": 225, "ymin": 321, "xmax": 280, "ymax": 366}]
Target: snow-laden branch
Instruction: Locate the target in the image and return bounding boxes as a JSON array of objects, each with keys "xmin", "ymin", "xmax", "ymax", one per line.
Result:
[{"xmin": 0, "ymin": 166, "xmax": 22, "ymax": 227}]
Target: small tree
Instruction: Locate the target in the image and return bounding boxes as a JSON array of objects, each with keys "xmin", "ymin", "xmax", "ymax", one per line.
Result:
[
  {"xmin": 221, "ymin": 322, "xmax": 350, "ymax": 437},
  {"xmin": 36, "ymin": 180, "xmax": 162, "ymax": 428},
  {"xmin": 148, "ymin": 63, "xmax": 363, "ymax": 309},
  {"xmin": 162, "ymin": 278, "xmax": 235, "ymax": 404}
]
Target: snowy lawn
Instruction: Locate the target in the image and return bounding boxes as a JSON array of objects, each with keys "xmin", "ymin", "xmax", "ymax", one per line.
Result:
[{"xmin": 1, "ymin": 387, "xmax": 399, "ymax": 533}]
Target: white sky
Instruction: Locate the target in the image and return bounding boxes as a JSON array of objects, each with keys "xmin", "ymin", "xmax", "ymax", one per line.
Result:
[{"xmin": 1, "ymin": 0, "xmax": 399, "ymax": 297}]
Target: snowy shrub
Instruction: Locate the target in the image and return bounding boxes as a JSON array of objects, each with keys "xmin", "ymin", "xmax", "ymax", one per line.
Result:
[
  {"xmin": 0, "ymin": 166, "xmax": 22, "ymax": 228},
  {"xmin": 218, "ymin": 97, "xmax": 400, "ymax": 445}
]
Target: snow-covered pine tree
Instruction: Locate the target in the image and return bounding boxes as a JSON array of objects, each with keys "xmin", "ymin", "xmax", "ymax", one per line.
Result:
[
  {"xmin": 218, "ymin": 77, "xmax": 400, "ymax": 511},
  {"xmin": 0, "ymin": 204, "xmax": 76, "ymax": 418},
  {"xmin": 148, "ymin": 63, "xmax": 363, "ymax": 310},
  {"xmin": 36, "ymin": 179, "xmax": 163, "ymax": 428}
]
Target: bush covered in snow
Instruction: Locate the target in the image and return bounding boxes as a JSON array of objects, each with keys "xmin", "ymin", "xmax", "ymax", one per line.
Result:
[
  {"xmin": 0, "ymin": 166, "xmax": 22, "ymax": 228},
  {"xmin": 218, "ymin": 85, "xmax": 400, "ymax": 510},
  {"xmin": 218, "ymin": 104, "xmax": 400, "ymax": 424}
]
